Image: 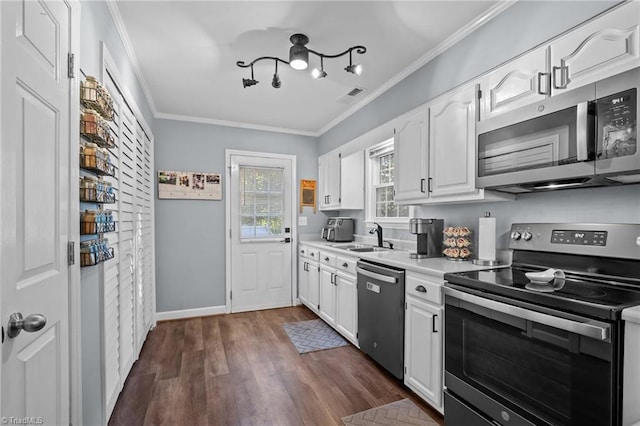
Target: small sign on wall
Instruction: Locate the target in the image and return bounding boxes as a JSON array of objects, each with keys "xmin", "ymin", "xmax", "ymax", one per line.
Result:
[
  {"xmin": 157, "ymin": 170, "xmax": 222, "ymax": 200},
  {"xmin": 300, "ymin": 179, "xmax": 316, "ymax": 213}
]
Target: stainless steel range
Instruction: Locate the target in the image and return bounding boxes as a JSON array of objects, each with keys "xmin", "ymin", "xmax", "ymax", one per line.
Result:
[{"xmin": 443, "ymin": 223, "xmax": 640, "ymax": 426}]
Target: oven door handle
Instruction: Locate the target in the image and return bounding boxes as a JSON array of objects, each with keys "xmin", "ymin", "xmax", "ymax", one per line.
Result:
[
  {"xmin": 357, "ymin": 267, "xmax": 397, "ymax": 284},
  {"xmin": 444, "ymin": 287, "xmax": 610, "ymax": 341}
]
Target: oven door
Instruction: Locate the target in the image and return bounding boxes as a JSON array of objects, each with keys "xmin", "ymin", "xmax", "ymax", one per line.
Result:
[{"xmin": 444, "ymin": 286, "xmax": 619, "ymax": 426}]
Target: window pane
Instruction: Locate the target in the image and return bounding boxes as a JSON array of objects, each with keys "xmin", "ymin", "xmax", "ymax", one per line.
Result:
[
  {"xmin": 398, "ymin": 204, "xmax": 409, "ymax": 217},
  {"xmin": 239, "ymin": 166, "xmax": 285, "ymax": 239}
]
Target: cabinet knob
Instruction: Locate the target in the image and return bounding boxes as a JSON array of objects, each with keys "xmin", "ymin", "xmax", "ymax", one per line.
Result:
[
  {"xmin": 324, "ymin": 256, "xmax": 329, "ymax": 261},
  {"xmin": 415, "ymin": 285, "xmax": 427, "ymax": 293},
  {"xmin": 342, "ymin": 262, "xmax": 348, "ymax": 268}
]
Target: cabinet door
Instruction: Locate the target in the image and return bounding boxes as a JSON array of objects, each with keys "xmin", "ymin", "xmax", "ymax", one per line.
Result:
[
  {"xmin": 335, "ymin": 271, "xmax": 357, "ymax": 345},
  {"xmin": 479, "ymin": 47, "xmax": 549, "ymax": 121},
  {"xmin": 405, "ymin": 296, "xmax": 443, "ymax": 409},
  {"xmin": 340, "ymin": 151, "xmax": 364, "ymax": 210},
  {"xmin": 394, "ymin": 107, "xmax": 429, "ymax": 204},
  {"xmin": 307, "ymin": 261, "xmax": 320, "ymax": 313},
  {"xmin": 319, "ymin": 266, "xmax": 337, "ymax": 325},
  {"xmin": 429, "ymin": 84, "xmax": 478, "ymax": 198},
  {"xmin": 298, "ymin": 258, "xmax": 309, "ymax": 305},
  {"xmin": 319, "ymin": 151, "xmax": 341, "ymax": 210},
  {"xmin": 550, "ymin": 1, "xmax": 640, "ymax": 94}
]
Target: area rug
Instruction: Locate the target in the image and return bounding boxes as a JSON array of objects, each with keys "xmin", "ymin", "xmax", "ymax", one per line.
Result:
[
  {"xmin": 282, "ymin": 319, "xmax": 349, "ymax": 354},
  {"xmin": 342, "ymin": 398, "xmax": 440, "ymax": 426}
]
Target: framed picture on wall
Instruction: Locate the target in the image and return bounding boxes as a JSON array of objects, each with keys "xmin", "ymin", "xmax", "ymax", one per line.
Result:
[
  {"xmin": 300, "ymin": 179, "xmax": 316, "ymax": 213},
  {"xmin": 158, "ymin": 170, "xmax": 222, "ymax": 200}
]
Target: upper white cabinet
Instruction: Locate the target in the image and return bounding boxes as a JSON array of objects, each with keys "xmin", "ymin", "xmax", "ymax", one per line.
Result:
[
  {"xmin": 429, "ymin": 83, "xmax": 478, "ymax": 198},
  {"xmin": 479, "ymin": 48, "xmax": 549, "ymax": 121},
  {"xmin": 318, "ymin": 150, "xmax": 364, "ymax": 211},
  {"xmin": 480, "ymin": 1, "xmax": 640, "ymax": 121},
  {"xmin": 394, "ymin": 107, "xmax": 429, "ymax": 204},
  {"xmin": 319, "ymin": 151, "xmax": 341, "ymax": 209},
  {"xmin": 549, "ymin": 1, "xmax": 639, "ymax": 94}
]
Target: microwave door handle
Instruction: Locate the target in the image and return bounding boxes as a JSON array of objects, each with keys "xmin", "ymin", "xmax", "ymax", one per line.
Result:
[
  {"xmin": 444, "ymin": 287, "xmax": 609, "ymax": 341},
  {"xmin": 576, "ymin": 101, "xmax": 590, "ymax": 161}
]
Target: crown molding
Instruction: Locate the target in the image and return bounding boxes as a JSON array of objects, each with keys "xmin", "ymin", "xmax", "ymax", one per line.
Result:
[
  {"xmin": 155, "ymin": 112, "xmax": 319, "ymax": 137},
  {"xmin": 317, "ymin": 0, "xmax": 516, "ymax": 135},
  {"xmin": 106, "ymin": 0, "xmax": 514, "ymax": 137},
  {"xmin": 105, "ymin": 0, "xmax": 159, "ymax": 116}
]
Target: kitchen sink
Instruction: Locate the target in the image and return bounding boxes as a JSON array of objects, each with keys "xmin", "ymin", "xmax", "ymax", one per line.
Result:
[{"xmin": 347, "ymin": 246, "xmax": 390, "ymax": 252}]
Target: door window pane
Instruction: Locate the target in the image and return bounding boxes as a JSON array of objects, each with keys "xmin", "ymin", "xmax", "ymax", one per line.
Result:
[{"xmin": 239, "ymin": 166, "xmax": 284, "ymax": 239}]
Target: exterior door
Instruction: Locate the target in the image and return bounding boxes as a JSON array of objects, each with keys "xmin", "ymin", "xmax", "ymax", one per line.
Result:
[
  {"xmin": 1, "ymin": 0, "xmax": 73, "ymax": 423},
  {"xmin": 228, "ymin": 152, "xmax": 295, "ymax": 313}
]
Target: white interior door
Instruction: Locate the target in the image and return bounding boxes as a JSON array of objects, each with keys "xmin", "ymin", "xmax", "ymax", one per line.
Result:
[
  {"xmin": 228, "ymin": 152, "xmax": 295, "ymax": 313},
  {"xmin": 1, "ymin": 0, "xmax": 71, "ymax": 423}
]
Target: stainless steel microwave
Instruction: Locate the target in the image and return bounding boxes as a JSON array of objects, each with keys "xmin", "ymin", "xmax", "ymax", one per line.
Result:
[{"xmin": 476, "ymin": 67, "xmax": 639, "ymax": 193}]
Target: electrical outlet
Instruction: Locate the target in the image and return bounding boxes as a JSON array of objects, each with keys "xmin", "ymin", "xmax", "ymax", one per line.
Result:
[{"xmin": 298, "ymin": 216, "xmax": 307, "ymax": 226}]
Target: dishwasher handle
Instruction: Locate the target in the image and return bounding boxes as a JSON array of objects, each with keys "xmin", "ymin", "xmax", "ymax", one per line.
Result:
[{"xmin": 357, "ymin": 267, "xmax": 397, "ymax": 284}]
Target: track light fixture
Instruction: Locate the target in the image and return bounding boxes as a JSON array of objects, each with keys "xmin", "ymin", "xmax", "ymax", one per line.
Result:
[{"xmin": 236, "ymin": 33, "xmax": 366, "ymax": 88}]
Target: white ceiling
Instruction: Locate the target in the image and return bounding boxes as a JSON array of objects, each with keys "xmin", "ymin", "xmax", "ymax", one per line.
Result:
[{"xmin": 111, "ymin": 0, "xmax": 505, "ymax": 136}]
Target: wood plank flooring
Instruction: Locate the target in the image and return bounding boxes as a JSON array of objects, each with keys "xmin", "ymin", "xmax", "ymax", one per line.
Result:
[{"xmin": 108, "ymin": 306, "xmax": 445, "ymax": 426}]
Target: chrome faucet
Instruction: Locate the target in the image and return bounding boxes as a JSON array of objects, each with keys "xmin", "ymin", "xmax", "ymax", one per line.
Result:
[{"xmin": 369, "ymin": 222, "xmax": 383, "ymax": 247}]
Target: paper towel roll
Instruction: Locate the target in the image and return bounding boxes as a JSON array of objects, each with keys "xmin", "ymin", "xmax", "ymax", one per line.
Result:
[{"xmin": 477, "ymin": 217, "xmax": 496, "ymax": 261}]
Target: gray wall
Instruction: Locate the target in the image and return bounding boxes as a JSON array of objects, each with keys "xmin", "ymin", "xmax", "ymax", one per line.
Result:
[
  {"xmin": 153, "ymin": 119, "xmax": 324, "ymax": 312},
  {"xmin": 319, "ymin": 1, "xmax": 620, "ymax": 154}
]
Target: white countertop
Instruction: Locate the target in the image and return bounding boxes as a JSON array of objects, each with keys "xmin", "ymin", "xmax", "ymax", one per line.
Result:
[{"xmin": 300, "ymin": 240, "xmax": 507, "ymax": 278}]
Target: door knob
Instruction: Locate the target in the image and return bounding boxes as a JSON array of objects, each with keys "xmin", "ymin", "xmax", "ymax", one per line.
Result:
[{"xmin": 7, "ymin": 312, "xmax": 47, "ymax": 338}]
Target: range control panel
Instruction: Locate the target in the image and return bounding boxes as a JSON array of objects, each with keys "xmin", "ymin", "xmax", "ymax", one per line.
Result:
[
  {"xmin": 508, "ymin": 223, "xmax": 640, "ymax": 260},
  {"xmin": 551, "ymin": 230, "xmax": 608, "ymax": 246}
]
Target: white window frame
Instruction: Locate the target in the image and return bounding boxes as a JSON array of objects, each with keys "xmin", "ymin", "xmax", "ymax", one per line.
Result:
[{"xmin": 365, "ymin": 139, "xmax": 412, "ymax": 229}]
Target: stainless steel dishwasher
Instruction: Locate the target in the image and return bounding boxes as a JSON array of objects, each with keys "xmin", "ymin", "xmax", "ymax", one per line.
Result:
[{"xmin": 356, "ymin": 259, "xmax": 405, "ymax": 380}]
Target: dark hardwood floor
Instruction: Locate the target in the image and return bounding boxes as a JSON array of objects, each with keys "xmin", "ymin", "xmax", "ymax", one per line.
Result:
[{"xmin": 108, "ymin": 305, "xmax": 445, "ymax": 425}]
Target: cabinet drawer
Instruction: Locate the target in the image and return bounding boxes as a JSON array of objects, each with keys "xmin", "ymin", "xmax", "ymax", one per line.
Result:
[
  {"xmin": 307, "ymin": 249, "xmax": 320, "ymax": 261},
  {"xmin": 336, "ymin": 256, "xmax": 357, "ymax": 275},
  {"xmin": 320, "ymin": 252, "xmax": 336, "ymax": 267},
  {"xmin": 406, "ymin": 272, "xmax": 442, "ymax": 305}
]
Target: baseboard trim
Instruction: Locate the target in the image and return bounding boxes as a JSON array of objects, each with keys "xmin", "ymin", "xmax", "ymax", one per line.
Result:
[{"xmin": 155, "ymin": 305, "xmax": 227, "ymax": 321}]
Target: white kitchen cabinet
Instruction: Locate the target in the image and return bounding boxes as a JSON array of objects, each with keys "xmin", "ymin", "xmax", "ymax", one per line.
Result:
[
  {"xmin": 394, "ymin": 107, "xmax": 429, "ymax": 204},
  {"xmin": 479, "ymin": 48, "xmax": 549, "ymax": 121},
  {"xmin": 428, "ymin": 83, "xmax": 478, "ymax": 198},
  {"xmin": 404, "ymin": 272, "xmax": 444, "ymax": 413},
  {"xmin": 319, "ymin": 151, "xmax": 341, "ymax": 209},
  {"xmin": 318, "ymin": 150, "xmax": 364, "ymax": 211},
  {"xmin": 319, "ymin": 252, "xmax": 338, "ymax": 325},
  {"xmin": 549, "ymin": 1, "xmax": 639, "ymax": 94},
  {"xmin": 298, "ymin": 245, "xmax": 320, "ymax": 313},
  {"xmin": 335, "ymin": 256, "xmax": 358, "ymax": 346}
]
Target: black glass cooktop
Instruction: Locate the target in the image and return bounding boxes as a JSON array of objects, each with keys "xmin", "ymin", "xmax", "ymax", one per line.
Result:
[{"xmin": 445, "ymin": 266, "xmax": 640, "ymax": 321}]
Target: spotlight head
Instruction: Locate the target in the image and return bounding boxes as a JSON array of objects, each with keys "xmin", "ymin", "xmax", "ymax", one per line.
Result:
[
  {"xmin": 242, "ymin": 78, "xmax": 258, "ymax": 88},
  {"xmin": 345, "ymin": 63, "xmax": 363, "ymax": 76},
  {"xmin": 289, "ymin": 33, "xmax": 310, "ymax": 70},
  {"xmin": 311, "ymin": 68, "xmax": 327, "ymax": 79},
  {"xmin": 272, "ymin": 73, "xmax": 282, "ymax": 88}
]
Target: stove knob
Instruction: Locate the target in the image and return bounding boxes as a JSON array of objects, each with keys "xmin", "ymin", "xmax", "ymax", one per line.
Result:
[
  {"xmin": 522, "ymin": 231, "xmax": 533, "ymax": 241},
  {"xmin": 511, "ymin": 231, "xmax": 522, "ymax": 241}
]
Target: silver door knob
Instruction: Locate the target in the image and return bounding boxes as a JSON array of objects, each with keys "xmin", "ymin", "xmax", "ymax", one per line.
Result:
[{"xmin": 7, "ymin": 312, "xmax": 47, "ymax": 338}]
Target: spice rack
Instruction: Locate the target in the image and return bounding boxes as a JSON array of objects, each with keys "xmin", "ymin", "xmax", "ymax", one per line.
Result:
[
  {"xmin": 80, "ymin": 238, "xmax": 115, "ymax": 267},
  {"xmin": 81, "ymin": 209, "xmax": 116, "ymax": 235},
  {"xmin": 80, "ymin": 76, "xmax": 117, "ymax": 267}
]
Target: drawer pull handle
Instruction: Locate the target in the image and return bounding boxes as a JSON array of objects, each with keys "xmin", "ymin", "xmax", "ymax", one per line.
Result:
[
  {"xmin": 415, "ymin": 285, "xmax": 427, "ymax": 293},
  {"xmin": 324, "ymin": 256, "xmax": 329, "ymax": 261},
  {"xmin": 342, "ymin": 262, "xmax": 349, "ymax": 268}
]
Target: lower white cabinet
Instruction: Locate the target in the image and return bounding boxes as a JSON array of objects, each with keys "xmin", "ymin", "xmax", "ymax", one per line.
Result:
[
  {"xmin": 298, "ymin": 244, "xmax": 358, "ymax": 346},
  {"xmin": 335, "ymin": 256, "xmax": 358, "ymax": 345},
  {"xmin": 298, "ymin": 245, "xmax": 319, "ymax": 314},
  {"xmin": 404, "ymin": 272, "xmax": 444, "ymax": 413},
  {"xmin": 319, "ymin": 262, "xmax": 338, "ymax": 325}
]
